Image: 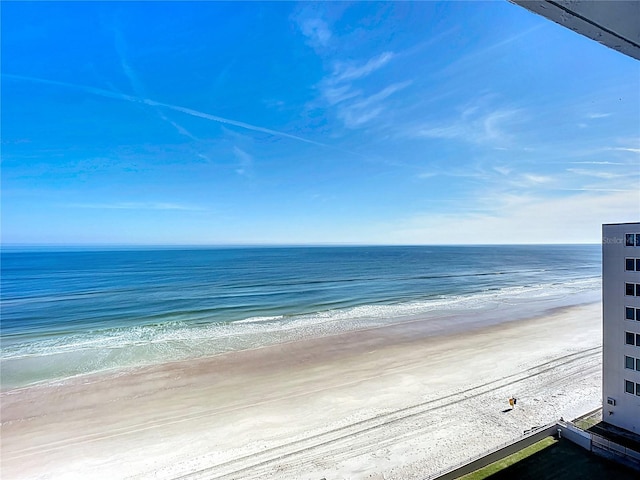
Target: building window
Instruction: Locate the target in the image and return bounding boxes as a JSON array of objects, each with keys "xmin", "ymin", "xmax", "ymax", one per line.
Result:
[
  {"xmin": 628, "ymin": 355, "xmax": 640, "ymax": 371},
  {"xmin": 626, "ymin": 380, "xmax": 635, "ymax": 394},
  {"xmin": 627, "ymin": 307, "xmax": 636, "ymax": 320},
  {"xmin": 622, "ymin": 257, "xmax": 640, "ymax": 269},
  {"xmin": 626, "ymin": 356, "xmax": 635, "ymax": 369},
  {"xmin": 627, "ymin": 234, "xmax": 635, "ymax": 246},
  {"xmin": 637, "ymin": 383, "xmax": 640, "ymax": 396},
  {"xmin": 625, "ymin": 283, "xmax": 640, "ymax": 296},
  {"xmin": 626, "ymin": 332, "xmax": 635, "ymax": 345},
  {"xmin": 623, "ymin": 234, "xmax": 640, "ymax": 246},
  {"xmin": 637, "ymin": 334, "xmax": 640, "ymax": 346}
]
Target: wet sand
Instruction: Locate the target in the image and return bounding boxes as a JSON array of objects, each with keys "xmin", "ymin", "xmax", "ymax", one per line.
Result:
[{"xmin": 1, "ymin": 302, "xmax": 602, "ymax": 479}]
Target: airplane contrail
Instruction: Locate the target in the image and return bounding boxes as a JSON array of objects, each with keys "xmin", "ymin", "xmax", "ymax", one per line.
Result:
[{"xmin": 3, "ymin": 74, "xmax": 336, "ymax": 150}]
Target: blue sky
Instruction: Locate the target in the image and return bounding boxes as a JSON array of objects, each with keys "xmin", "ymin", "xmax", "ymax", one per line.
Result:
[{"xmin": 2, "ymin": 1, "xmax": 639, "ymax": 245}]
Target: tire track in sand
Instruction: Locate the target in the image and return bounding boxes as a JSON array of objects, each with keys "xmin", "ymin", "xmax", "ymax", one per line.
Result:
[{"xmin": 171, "ymin": 346, "xmax": 601, "ymax": 480}]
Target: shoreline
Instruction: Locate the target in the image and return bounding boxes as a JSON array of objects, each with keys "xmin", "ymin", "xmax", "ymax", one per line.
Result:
[
  {"xmin": 1, "ymin": 292, "xmax": 600, "ymax": 392},
  {"xmin": 1, "ymin": 302, "xmax": 603, "ymax": 479}
]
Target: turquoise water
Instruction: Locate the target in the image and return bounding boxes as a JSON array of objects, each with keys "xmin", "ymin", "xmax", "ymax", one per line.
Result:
[{"xmin": 0, "ymin": 245, "xmax": 601, "ymax": 388}]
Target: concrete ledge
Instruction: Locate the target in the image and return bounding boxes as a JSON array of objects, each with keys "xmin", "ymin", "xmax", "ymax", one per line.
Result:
[
  {"xmin": 557, "ymin": 421, "xmax": 591, "ymax": 450},
  {"xmin": 424, "ymin": 415, "xmax": 640, "ymax": 479},
  {"xmin": 424, "ymin": 423, "xmax": 558, "ymax": 480}
]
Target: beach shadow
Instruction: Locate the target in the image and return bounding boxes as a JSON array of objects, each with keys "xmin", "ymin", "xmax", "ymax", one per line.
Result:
[{"xmin": 502, "ymin": 408, "xmax": 513, "ymax": 413}]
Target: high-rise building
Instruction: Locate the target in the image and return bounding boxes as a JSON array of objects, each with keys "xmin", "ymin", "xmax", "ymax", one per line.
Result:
[{"xmin": 602, "ymin": 222, "xmax": 640, "ymax": 433}]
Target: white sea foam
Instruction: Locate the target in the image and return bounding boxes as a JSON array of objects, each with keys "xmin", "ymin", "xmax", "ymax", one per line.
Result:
[{"xmin": 0, "ymin": 276, "xmax": 600, "ymax": 389}]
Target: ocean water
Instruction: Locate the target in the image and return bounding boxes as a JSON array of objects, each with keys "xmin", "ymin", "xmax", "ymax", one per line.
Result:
[{"xmin": 0, "ymin": 245, "xmax": 601, "ymax": 389}]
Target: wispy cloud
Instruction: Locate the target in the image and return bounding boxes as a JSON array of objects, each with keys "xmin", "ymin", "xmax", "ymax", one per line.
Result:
[
  {"xmin": 558, "ymin": 188, "xmax": 635, "ymax": 192},
  {"xmin": 313, "ymin": 51, "xmax": 409, "ymax": 129},
  {"xmin": 303, "ymin": 18, "xmax": 331, "ymax": 46},
  {"xmin": 293, "ymin": 8, "xmax": 332, "ymax": 51},
  {"xmin": 416, "ymin": 162, "xmax": 625, "ymax": 198},
  {"xmin": 415, "ymin": 165, "xmax": 492, "ymax": 182},
  {"xmin": 322, "ymin": 85, "xmax": 361, "ymax": 106},
  {"xmin": 160, "ymin": 100, "xmax": 338, "ymax": 150},
  {"xmin": 493, "ymin": 166, "xmax": 512, "ymax": 176},
  {"xmin": 521, "ymin": 173, "xmax": 552, "ymax": 184},
  {"xmin": 114, "ymin": 26, "xmax": 209, "ymax": 163},
  {"xmin": 349, "ymin": 82, "xmax": 410, "ymax": 109},
  {"xmin": 233, "ymin": 146, "xmax": 253, "ymax": 177},
  {"xmin": 337, "ymin": 81, "xmax": 411, "ymax": 128},
  {"xmin": 569, "ymin": 161, "xmax": 630, "ymax": 165},
  {"xmin": 115, "ymin": 28, "xmax": 146, "ymax": 97},
  {"xmin": 64, "ymin": 202, "xmax": 204, "ymax": 211},
  {"xmin": 332, "ymin": 52, "xmax": 394, "ymax": 83},
  {"xmin": 566, "ymin": 168, "xmax": 627, "ymax": 179},
  {"xmin": 609, "ymin": 147, "xmax": 640, "ymax": 154},
  {"xmin": 587, "ymin": 112, "xmax": 612, "ymax": 119},
  {"xmin": 436, "ymin": 24, "xmax": 545, "ymax": 78},
  {"xmin": 388, "ymin": 189, "xmax": 639, "ymax": 244},
  {"xmin": 490, "ymin": 172, "xmax": 556, "ymax": 191},
  {"xmin": 416, "ymin": 172, "xmax": 439, "ymax": 179},
  {"xmin": 3, "ymin": 74, "xmax": 341, "ymax": 151},
  {"xmin": 414, "ymin": 102, "xmax": 524, "ymax": 148}
]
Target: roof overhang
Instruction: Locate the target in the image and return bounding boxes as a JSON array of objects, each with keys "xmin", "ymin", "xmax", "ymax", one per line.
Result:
[{"xmin": 510, "ymin": 0, "xmax": 640, "ymax": 61}]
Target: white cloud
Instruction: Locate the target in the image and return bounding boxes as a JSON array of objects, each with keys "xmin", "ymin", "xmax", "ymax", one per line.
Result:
[
  {"xmin": 493, "ymin": 166, "xmax": 512, "ymax": 176},
  {"xmin": 483, "ymin": 110, "xmax": 518, "ymax": 142},
  {"xmin": 411, "ymin": 92, "xmax": 525, "ymax": 147},
  {"xmin": 338, "ymin": 106, "xmax": 384, "ymax": 128},
  {"xmin": 301, "ymin": 18, "xmax": 331, "ymax": 46},
  {"xmin": 587, "ymin": 112, "xmax": 612, "ymax": 119},
  {"xmin": 293, "ymin": 8, "xmax": 332, "ymax": 51},
  {"xmin": 331, "ymin": 52, "xmax": 394, "ymax": 83},
  {"xmin": 64, "ymin": 202, "xmax": 204, "ymax": 211},
  {"xmin": 416, "ymin": 124, "xmax": 464, "ymax": 140},
  {"xmin": 6, "ymin": 75, "xmax": 335, "ymax": 150},
  {"xmin": 569, "ymin": 161, "xmax": 629, "ymax": 165},
  {"xmin": 336, "ymin": 81, "xmax": 411, "ymax": 128},
  {"xmin": 349, "ymin": 82, "xmax": 410, "ymax": 110},
  {"xmin": 385, "ymin": 189, "xmax": 639, "ymax": 244},
  {"xmin": 610, "ymin": 147, "xmax": 640, "ymax": 154},
  {"xmin": 233, "ymin": 146, "xmax": 253, "ymax": 176},
  {"xmin": 415, "ymin": 106, "xmax": 523, "ymax": 148},
  {"xmin": 417, "ymin": 172, "xmax": 439, "ymax": 179},
  {"xmin": 566, "ymin": 168, "xmax": 627, "ymax": 179},
  {"xmin": 115, "ymin": 27, "xmax": 199, "ymax": 143},
  {"xmin": 521, "ymin": 173, "xmax": 552, "ymax": 184},
  {"xmin": 310, "ymin": 48, "xmax": 409, "ymax": 129},
  {"xmin": 436, "ymin": 25, "xmax": 545, "ymax": 78},
  {"xmin": 415, "ymin": 167, "xmax": 491, "ymax": 182},
  {"xmin": 322, "ymin": 85, "xmax": 361, "ymax": 106}
]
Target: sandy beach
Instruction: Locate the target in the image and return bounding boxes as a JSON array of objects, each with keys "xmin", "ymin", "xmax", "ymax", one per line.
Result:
[{"xmin": 1, "ymin": 302, "xmax": 602, "ymax": 479}]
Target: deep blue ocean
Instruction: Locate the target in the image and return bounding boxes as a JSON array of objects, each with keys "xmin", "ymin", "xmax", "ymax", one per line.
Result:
[{"xmin": 1, "ymin": 245, "xmax": 601, "ymax": 389}]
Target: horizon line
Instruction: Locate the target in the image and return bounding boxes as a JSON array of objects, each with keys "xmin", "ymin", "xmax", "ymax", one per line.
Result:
[{"xmin": 1, "ymin": 242, "xmax": 602, "ymax": 250}]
